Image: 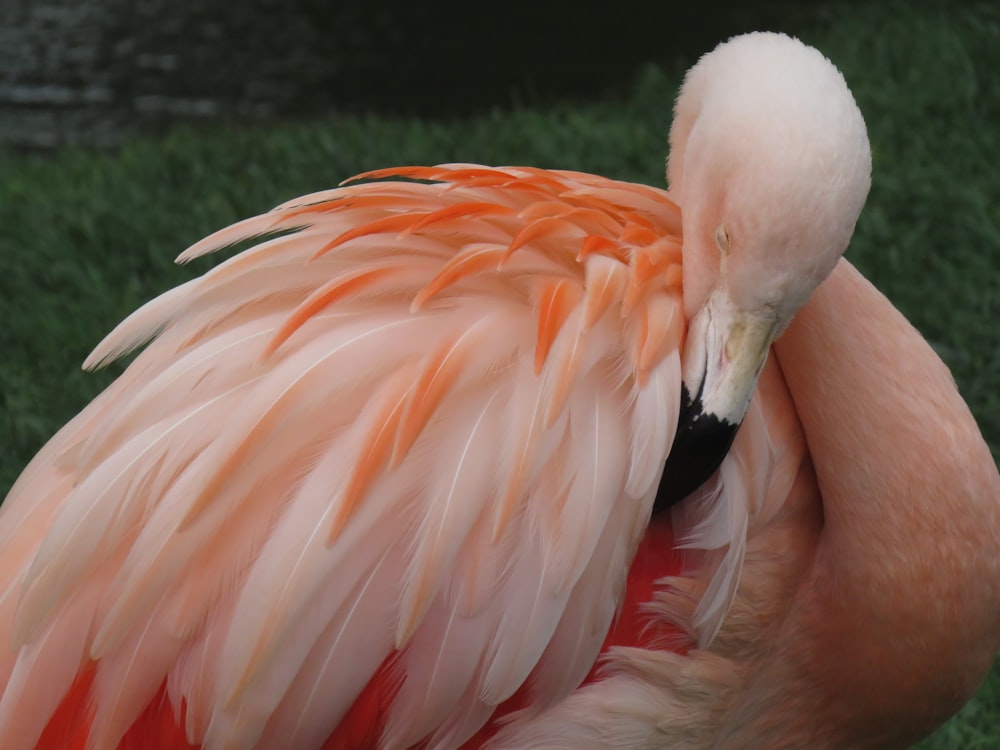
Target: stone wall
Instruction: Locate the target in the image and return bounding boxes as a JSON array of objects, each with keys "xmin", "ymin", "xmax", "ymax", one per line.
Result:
[
  {"xmin": 0, "ymin": 0, "xmax": 369, "ymax": 149},
  {"xmin": 0, "ymin": 0, "xmax": 119, "ymax": 148}
]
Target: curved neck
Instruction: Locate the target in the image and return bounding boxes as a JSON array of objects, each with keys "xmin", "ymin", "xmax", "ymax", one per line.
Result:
[{"xmin": 770, "ymin": 259, "xmax": 1000, "ymax": 745}]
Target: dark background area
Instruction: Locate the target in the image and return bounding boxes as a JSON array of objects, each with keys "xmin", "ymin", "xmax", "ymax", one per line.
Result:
[{"xmin": 1, "ymin": 0, "xmax": 845, "ymax": 150}]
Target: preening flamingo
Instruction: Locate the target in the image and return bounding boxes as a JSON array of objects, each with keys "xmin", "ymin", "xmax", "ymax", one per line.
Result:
[{"xmin": 1, "ymin": 30, "xmax": 999, "ymax": 750}]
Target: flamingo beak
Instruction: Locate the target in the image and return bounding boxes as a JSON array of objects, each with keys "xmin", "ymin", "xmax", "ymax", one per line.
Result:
[{"xmin": 654, "ymin": 291, "xmax": 780, "ymax": 512}]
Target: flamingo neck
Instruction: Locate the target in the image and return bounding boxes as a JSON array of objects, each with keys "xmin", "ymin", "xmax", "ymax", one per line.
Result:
[{"xmin": 760, "ymin": 260, "xmax": 1000, "ymax": 746}]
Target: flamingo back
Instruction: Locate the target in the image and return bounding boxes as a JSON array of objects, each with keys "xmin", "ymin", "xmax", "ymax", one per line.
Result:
[{"xmin": 0, "ymin": 165, "xmax": 712, "ymax": 750}]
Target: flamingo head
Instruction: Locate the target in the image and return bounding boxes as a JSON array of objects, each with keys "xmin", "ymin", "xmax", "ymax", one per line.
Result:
[{"xmin": 657, "ymin": 32, "xmax": 872, "ymax": 508}]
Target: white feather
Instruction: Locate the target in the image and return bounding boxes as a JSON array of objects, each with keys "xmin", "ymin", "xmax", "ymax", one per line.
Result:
[
  {"xmin": 396, "ymin": 389, "xmax": 503, "ymax": 645},
  {"xmin": 0, "ymin": 559, "xmax": 117, "ymax": 750},
  {"xmin": 14, "ymin": 387, "xmax": 241, "ymax": 646},
  {"xmin": 88, "ymin": 598, "xmax": 183, "ymax": 750},
  {"xmin": 627, "ymin": 355, "xmax": 681, "ymax": 497},
  {"xmin": 217, "ymin": 547, "xmax": 403, "ymax": 750},
  {"xmin": 382, "ymin": 596, "xmax": 491, "ymax": 749}
]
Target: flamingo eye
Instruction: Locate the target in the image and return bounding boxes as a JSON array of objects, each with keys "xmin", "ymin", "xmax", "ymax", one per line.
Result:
[{"xmin": 715, "ymin": 224, "xmax": 731, "ymax": 255}]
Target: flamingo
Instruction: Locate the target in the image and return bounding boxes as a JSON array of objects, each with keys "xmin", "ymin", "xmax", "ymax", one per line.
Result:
[{"xmin": 1, "ymin": 30, "xmax": 998, "ymax": 750}]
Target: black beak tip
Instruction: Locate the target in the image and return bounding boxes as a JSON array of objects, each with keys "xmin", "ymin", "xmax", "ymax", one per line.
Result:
[{"xmin": 653, "ymin": 385, "xmax": 742, "ymax": 514}]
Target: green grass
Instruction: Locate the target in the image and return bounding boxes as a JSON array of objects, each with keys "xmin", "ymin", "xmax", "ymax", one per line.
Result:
[{"xmin": 1, "ymin": 1, "xmax": 998, "ymax": 746}]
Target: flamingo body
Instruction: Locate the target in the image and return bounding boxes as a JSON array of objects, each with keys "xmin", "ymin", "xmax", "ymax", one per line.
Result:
[
  {"xmin": 4, "ymin": 164, "xmax": 697, "ymax": 750},
  {"xmin": 2, "ymin": 31, "xmax": 999, "ymax": 750}
]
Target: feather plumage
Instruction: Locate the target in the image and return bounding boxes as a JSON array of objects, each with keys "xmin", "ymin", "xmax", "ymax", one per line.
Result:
[{"xmin": 0, "ymin": 164, "xmax": 723, "ymax": 750}]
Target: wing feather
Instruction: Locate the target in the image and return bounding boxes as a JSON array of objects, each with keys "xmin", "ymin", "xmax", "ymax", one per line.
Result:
[
  {"xmin": 221, "ymin": 547, "xmax": 404, "ymax": 750},
  {"xmin": 0, "ymin": 554, "xmax": 121, "ymax": 749},
  {"xmin": 14, "ymin": 387, "xmax": 243, "ymax": 647},
  {"xmin": 529, "ymin": 478, "xmax": 650, "ymax": 708},
  {"xmin": 381, "ymin": 594, "xmax": 491, "ymax": 749},
  {"xmin": 88, "ymin": 598, "xmax": 183, "ymax": 750},
  {"xmin": 396, "ymin": 390, "xmax": 503, "ymax": 645},
  {"xmin": 0, "ymin": 164, "xmax": 694, "ymax": 750}
]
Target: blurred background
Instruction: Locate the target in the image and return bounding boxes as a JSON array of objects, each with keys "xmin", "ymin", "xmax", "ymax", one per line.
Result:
[
  {"xmin": 1, "ymin": 1, "xmax": 998, "ymax": 746},
  {"xmin": 3, "ymin": 0, "xmax": 861, "ymax": 150}
]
